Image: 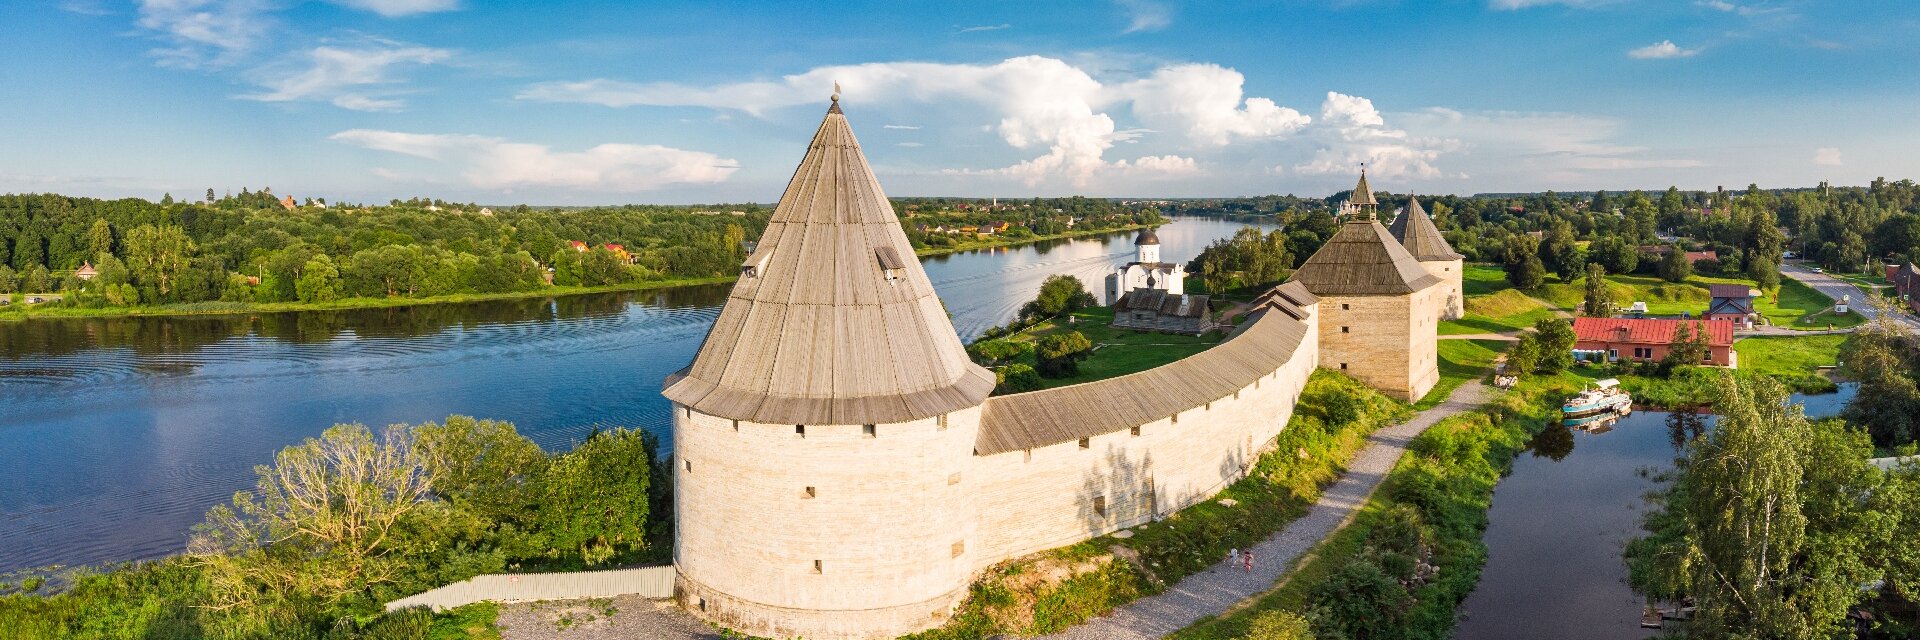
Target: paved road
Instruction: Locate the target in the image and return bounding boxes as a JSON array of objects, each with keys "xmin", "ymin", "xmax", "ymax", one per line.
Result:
[
  {"xmin": 1780, "ymin": 262, "xmax": 1920, "ymax": 334},
  {"xmin": 1039, "ymin": 381, "xmax": 1495, "ymax": 640}
]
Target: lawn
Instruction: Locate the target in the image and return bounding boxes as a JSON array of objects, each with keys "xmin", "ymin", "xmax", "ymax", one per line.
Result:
[
  {"xmin": 1733, "ymin": 334, "xmax": 1848, "ymax": 378},
  {"xmin": 1439, "ymin": 289, "xmax": 1559, "ymax": 335},
  {"xmin": 1460, "ymin": 263, "xmax": 1512, "ymax": 296},
  {"xmin": 1530, "ymin": 270, "xmax": 1863, "ymax": 330},
  {"xmin": 1416, "ymin": 339, "xmax": 1510, "ymax": 410},
  {"xmin": 1006, "ymin": 306, "xmax": 1229, "ymax": 389}
]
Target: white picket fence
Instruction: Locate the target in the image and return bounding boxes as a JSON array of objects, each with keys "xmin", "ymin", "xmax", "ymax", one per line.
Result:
[{"xmin": 384, "ymin": 565, "xmax": 677, "ymax": 612}]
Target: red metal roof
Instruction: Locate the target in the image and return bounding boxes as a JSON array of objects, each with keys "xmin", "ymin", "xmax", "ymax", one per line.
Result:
[{"xmin": 1572, "ymin": 317, "xmax": 1734, "ymax": 347}]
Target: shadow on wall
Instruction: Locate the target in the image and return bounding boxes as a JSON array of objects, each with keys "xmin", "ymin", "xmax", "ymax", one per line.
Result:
[{"xmin": 1080, "ymin": 446, "xmax": 1156, "ymax": 538}]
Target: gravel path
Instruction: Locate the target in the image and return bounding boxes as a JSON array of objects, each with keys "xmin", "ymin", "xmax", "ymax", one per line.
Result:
[
  {"xmin": 1037, "ymin": 380, "xmax": 1494, "ymax": 640},
  {"xmin": 496, "ymin": 594, "xmax": 724, "ymax": 640}
]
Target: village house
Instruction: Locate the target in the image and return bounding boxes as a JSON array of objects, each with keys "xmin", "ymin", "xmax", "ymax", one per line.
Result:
[
  {"xmin": 1889, "ymin": 263, "xmax": 1920, "ymax": 314},
  {"xmin": 279, "ymin": 195, "xmax": 297, "ymax": 211},
  {"xmin": 1111, "ymin": 288, "xmax": 1214, "ymax": 335},
  {"xmin": 567, "ymin": 240, "xmax": 590, "ymax": 252},
  {"xmin": 604, "ymin": 244, "xmax": 632, "ymax": 262},
  {"xmin": 74, "ymin": 261, "xmax": 97, "ymax": 281},
  {"xmin": 1704, "ymin": 284, "xmax": 1760, "ymax": 328},
  {"xmin": 1638, "ymin": 245, "xmax": 1719, "ymax": 266},
  {"xmin": 1571, "ymin": 317, "xmax": 1737, "ymax": 367}
]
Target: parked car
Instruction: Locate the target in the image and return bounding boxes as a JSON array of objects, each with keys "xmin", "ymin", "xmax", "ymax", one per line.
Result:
[
  {"xmin": 1812, "ymin": 267, "xmax": 1824, "ymax": 274},
  {"xmin": 26, "ymin": 296, "xmax": 43, "ymax": 304}
]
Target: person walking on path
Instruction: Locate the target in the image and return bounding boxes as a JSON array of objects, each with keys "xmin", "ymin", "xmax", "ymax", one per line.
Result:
[
  {"xmin": 1227, "ymin": 548, "xmax": 1238, "ymax": 570},
  {"xmin": 1242, "ymin": 549, "xmax": 1254, "ymax": 573}
]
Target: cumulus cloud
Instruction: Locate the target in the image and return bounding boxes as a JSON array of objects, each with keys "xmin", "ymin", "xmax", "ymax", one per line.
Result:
[
  {"xmin": 519, "ymin": 55, "xmax": 1306, "ymax": 186},
  {"xmin": 330, "ymin": 130, "xmax": 739, "ymax": 191},
  {"xmin": 1814, "ymin": 147, "xmax": 1842, "ymax": 166},
  {"xmin": 1118, "ymin": 64, "xmax": 1310, "ymax": 146},
  {"xmin": 1629, "ymin": 40, "xmax": 1700, "ymax": 59},
  {"xmin": 1292, "ymin": 92, "xmax": 1457, "ymax": 179},
  {"xmin": 329, "ymin": 0, "xmax": 461, "ymax": 17},
  {"xmin": 242, "ymin": 41, "xmax": 451, "ymax": 111},
  {"xmin": 957, "ymin": 23, "xmax": 1011, "ymax": 33},
  {"xmin": 1395, "ymin": 107, "xmax": 1702, "ymax": 182},
  {"xmin": 883, "ymin": 124, "xmax": 922, "ymax": 130},
  {"xmin": 1115, "ymin": 0, "xmax": 1173, "ymax": 33},
  {"xmin": 135, "ymin": 0, "xmax": 274, "ymax": 67}
]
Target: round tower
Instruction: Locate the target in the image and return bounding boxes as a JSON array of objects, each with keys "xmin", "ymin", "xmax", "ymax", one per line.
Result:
[
  {"xmin": 1135, "ymin": 227, "xmax": 1161, "ymax": 264},
  {"xmin": 1387, "ymin": 195, "xmax": 1466, "ymax": 321},
  {"xmin": 662, "ymin": 96, "xmax": 995, "ymax": 640}
]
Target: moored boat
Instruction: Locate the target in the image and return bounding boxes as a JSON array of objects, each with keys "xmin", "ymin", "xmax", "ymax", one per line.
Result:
[{"xmin": 1562, "ymin": 378, "xmax": 1631, "ymax": 418}]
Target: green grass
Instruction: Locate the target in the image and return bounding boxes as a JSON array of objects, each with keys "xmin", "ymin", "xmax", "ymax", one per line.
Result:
[
  {"xmin": 1459, "ymin": 263, "xmax": 1511, "ymax": 296},
  {"xmin": 1439, "ymin": 289, "xmax": 1559, "ymax": 335},
  {"xmin": 1415, "ymin": 339, "xmax": 1510, "ymax": 410},
  {"xmin": 1526, "ymin": 271, "xmax": 1863, "ymax": 330},
  {"xmin": 1003, "ymin": 306, "xmax": 1228, "ymax": 389}
]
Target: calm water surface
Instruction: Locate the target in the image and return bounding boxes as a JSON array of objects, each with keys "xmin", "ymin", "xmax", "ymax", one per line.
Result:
[
  {"xmin": 1452, "ymin": 384, "xmax": 1857, "ymax": 640},
  {"xmin": 0, "ymin": 217, "xmax": 1268, "ymax": 572}
]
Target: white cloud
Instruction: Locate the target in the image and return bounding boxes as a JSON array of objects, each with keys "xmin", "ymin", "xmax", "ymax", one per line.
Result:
[
  {"xmin": 1293, "ymin": 92, "xmax": 1457, "ymax": 180},
  {"xmin": 1113, "ymin": 155, "xmax": 1200, "ymax": 176},
  {"xmin": 897, "ymin": 142, "xmax": 925, "ymax": 148},
  {"xmin": 1628, "ymin": 40, "xmax": 1700, "ymax": 59},
  {"xmin": 957, "ymin": 23, "xmax": 1011, "ymax": 33},
  {"xmin": 1814, "ymin": 147, "xmax": 1843, "ymax": 166},
  {"xmin": 883, "ymin": 124, "xmax": 922, "ymax": 130},
  {"xmin": 1118, "ymin": 64, "xmax": 1310, "ymax": 146},
  {"xmin": 519, "ymin": 56, "xmax": 1310, "ymax": 186},
  {"xmin": 330, "ymin": 130, "xmax": 739, "ymax": 192},
  {"xmin": 329, "ymin": 0, "xmax": 461, "ymax": 17},
  {"xmin": 135, "ymin": 0, "xmax": 273, "ymax": 67},
  {"xmin": 241, "ymin": 42, "xmax": 451, "ymax": 111},
  {"xmin": 1115, "ymin": 0, "xmax": 1173, "ymax": 33},
  {"xmin": 1394, "ymin": 107, "xmax": 1702, "ymax": 182},
  {"xmin": 1489, "ymin": 0, "xmax": 1609, "ymax": 9}
]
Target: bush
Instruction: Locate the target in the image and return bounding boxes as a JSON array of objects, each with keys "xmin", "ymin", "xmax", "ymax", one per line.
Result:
[
  {"xmin": 1035, "ymin": 331, "xmax": 1093, "ymax": 378},
  {"xmin": 994, "ymin": 363, "xmax": 1044, "ymax": 394},
  {"xmin": 1242, "ymin": 610, "xmax": 1313, "ymax": 640}
]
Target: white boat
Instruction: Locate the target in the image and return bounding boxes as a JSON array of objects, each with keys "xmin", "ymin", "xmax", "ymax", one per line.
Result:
[{"xmin": 1562, "ymin": 378, "xmax": 1632, "ymax": 418}]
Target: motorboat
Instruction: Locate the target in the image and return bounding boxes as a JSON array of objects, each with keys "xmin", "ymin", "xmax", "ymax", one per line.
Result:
[{"xmin": 1562, "ymin": 378, "xmax": 1632, "ymax": 418}]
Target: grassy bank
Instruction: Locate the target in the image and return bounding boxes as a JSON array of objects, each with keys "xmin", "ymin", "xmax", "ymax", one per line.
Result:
[
  {"xmin": 904, "ymin": 371, "xmax": 1411, "ymax": 639},
  {"xmin": 1417, "ymin": 339, "xmax": 1510, "ymax": 410},
  {"xmin": 998, "ymin": 306, "xmax": 1228, "ymax": 390},
  {"xmin": 0, "ymin": 277, "xmax": 734, "ymax": 322},
  {"xmin": 1533, "ymin": 271, "xmax": 1861, "ymax": 330},
  {"xmin": 1171, "ymin": 371, "xmax": 1582, "ymax": 640},
  {"xmin": 911, "ymin": 223, "xmax": 1149, "ymax": 258}
]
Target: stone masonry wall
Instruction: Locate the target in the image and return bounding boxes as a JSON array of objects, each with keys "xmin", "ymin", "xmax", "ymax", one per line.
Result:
[{"xmin": 1424, "ymin": 258, "xmax": 1465, "ymax": 321}]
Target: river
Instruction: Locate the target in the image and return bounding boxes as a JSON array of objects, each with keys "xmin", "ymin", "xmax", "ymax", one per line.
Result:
[
  {"xmin": 1452, "ymin": 384, "xmax": 1858, "ymax": 639},
  {"xmin": 0, "ymin": 217, "xmax": 1270, "ymax": 572}
]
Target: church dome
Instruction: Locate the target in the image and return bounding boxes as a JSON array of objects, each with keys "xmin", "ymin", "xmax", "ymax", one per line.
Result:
[{"xmin": 1134, "ymin": 228, "xmax": 1161, "ymax": 246}]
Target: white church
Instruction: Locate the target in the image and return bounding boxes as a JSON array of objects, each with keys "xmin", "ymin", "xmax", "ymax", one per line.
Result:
[{"xmin": 1104, "ymin": 228, "xmax": 1186, "ymax": 304}]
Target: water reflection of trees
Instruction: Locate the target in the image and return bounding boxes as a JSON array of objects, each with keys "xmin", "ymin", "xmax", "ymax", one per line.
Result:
[
  {"xmin": 1530, "ymin": 424, "xmax": 1576, "ymax": 461},
  {"xmin": 1666, "ymin": 410, "xmax": 1709, "ymax": 450},
  {"xmin": 0, "ymin": 284, "xmax": 733, "ymax": 361}
]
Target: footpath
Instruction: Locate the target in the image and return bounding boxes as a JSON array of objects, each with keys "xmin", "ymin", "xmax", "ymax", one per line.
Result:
[{"xmin": 1039, "ymin": 380, "xmax": 1494, "ymax": 640}]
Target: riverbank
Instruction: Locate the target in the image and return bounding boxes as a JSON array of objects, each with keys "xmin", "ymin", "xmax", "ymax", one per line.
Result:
[
  {"xmin": 0, "ymin": 277, "xmax": 735, "ymax": 322},
  {"xmin": 0, "ymin": 225, "xmax": 1155, "ymax": 323}
]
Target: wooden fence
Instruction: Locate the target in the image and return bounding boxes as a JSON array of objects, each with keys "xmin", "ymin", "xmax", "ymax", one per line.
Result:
[{"xmin": 384, "ymin": 565, "xmax": 677, "ymax": 612}]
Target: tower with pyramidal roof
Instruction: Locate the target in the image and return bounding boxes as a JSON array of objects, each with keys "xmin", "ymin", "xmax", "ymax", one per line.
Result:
[
  {"xmin": 1287, "ymin": 170, "xmax": 1444, "ymax": 401},
  {"xmin": 1389, "ymin": 195, "xmax": 1466, "ymax": 320},
  {"xmin": 663, "ymin": 95, "xmax": 995, "ymax": 639}
]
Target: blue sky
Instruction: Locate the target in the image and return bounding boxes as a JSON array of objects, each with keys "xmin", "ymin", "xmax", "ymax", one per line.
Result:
[{"xmin": 1, "ymin": 0, "xmax": 1914, "ymax": 204}]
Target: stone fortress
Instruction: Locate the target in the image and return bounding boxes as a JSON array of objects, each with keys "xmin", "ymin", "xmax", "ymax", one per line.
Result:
[{"xmin": 661, "ymin": 97, "xmax": 1458, "ymax": 639}]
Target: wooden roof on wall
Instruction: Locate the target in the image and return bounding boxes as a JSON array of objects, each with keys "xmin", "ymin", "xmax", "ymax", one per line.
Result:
[
  {"xmin": 663, "ymin": 100, "xmax": 994, "ymax": 425},
  {"xmin": 1387, "ymin": 196, "xmax": 1463, "ymax": 261},
  {"xmin": 975, "ymin": 283, "xmax": 1314, "ymax": 455}
]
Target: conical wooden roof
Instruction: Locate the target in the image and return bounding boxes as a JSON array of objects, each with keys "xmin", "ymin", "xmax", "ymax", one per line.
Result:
[
  {"xmin": 1349, "ymin": 171, "xmax": 1377, "ymax": 207},
  {"xmin": 1289, "ymin": 216, "xmax": 1440, "ymax": 296},
  {"xmin": 663, "ymin": 100, "xmax": 994, "ymax": 426},
  {"xmin": 1388, "ymin": 196, "xmax": 1463, "ymax": 261}
]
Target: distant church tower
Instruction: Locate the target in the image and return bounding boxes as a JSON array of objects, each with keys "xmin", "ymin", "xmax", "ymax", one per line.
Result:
[
  {"xmin": 1288, "ymin": 170, "xmax": 1444, "ymax": 402},
  {"xmin": 662, "ymin": 96, "xmax": 995, "ymax": 639},
  {"xmin": 1105, "ymin": 227, "xmax": 1186, "ymax": 304},
  {"xmin": 1388, "ymin": 195, "xmax": 1465, "ymax": 320}
]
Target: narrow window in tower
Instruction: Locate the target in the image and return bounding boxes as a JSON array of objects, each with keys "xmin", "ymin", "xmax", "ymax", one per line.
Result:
[
  {"xmin": 684, "ymin": 406, "xmax": 692, "ymax": 419},
  {"xmin": 1340, "ymin": 363, "xmax": 1348, "ymax": 370},
  {"xmin": 1131, "ymin": 426, "xmax": 1141, "ymax": 437},
  {"xmin": 1234, "ymin": 390, "xmax": 1241, "ymax": 400},
  {"xmin": 1024, "ymin": 449, "xmax": 1032, "ymax": 463},
  {"xmin": 684, "ymin": 459, "xmax": 692, "ymax": 472},
  {"xmin": 812, "ymin": 560, "xmax": 822, "ymax": 574},
  {"xmin": 696, "ymin": 598, "xmax": 706, "ymax": 611},
  {"xmin": 1342, "ymin": 304, "xmax": 1350, "ymax": 310},
  {"xmin": 1093, "ymin": 496, "xmax": 1107, "ymax": 517},
  {"xmin": 1341, "ymin": 326, "xmax": 1350, "ymax": 333},
  {"xmin": 731, "ymin": 420, "xmax": 740, "ymax": 431},
  {"xmin": 1171, "ymin": 412, "xmax": 1179, "ymax": 424},
  {"xmin": 952, "ymin": 541, "xmax": 966, "ymax": 558},
  {"xmin": 938, "ymin": 414, "xmax": 949, "ymax": 430},
  {"xmin": 1078, "ymin": 437, "xmax": 1090, "ymax": 449},
  {"xmin": 804, "ymin": 486, "xmax": 816, "ymax": 499},
  {"xmin": 863, "ymin": 424, "xmax": 876, "ymax": 438},
  {"xmin": 796, "ymin": 425, "xmax": 806, "ymax": 437}
]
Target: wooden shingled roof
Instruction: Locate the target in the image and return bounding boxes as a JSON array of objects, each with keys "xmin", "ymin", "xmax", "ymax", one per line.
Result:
[
  {"xmin": 1387, "ymin": 196, "xmax": 1463, "ymax": 262},
  {"xmin": 662, "ymin": 99, "xmax": 994, "ymax": 426},
  {"xmin": 1287, "ymin": 215, "xmax": 1440, "ymax": 296},
  {"xmin": 975, "ymin": 284, "xmax": 1316, "ymax": 455}
]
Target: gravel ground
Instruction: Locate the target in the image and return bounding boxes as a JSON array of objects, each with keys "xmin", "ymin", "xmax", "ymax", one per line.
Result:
[
  {"xmin": 1038, "ymin": 381, "xmax": 1494, "ymax": 640},
  {"xmin": 496, "ymin": 594, "xmax": 724, "ymax": 640}
]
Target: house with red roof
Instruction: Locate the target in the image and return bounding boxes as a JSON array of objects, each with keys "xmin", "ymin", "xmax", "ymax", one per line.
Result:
[
  {"xmin": 603, "ymin": 243, "xmax": 631, "ymax": 262},
  {"xmin": 1889, "ymin": 263, "xmax": 1920, "ymax": 315},
  {"xmin": 567, "ymin": 240, "xmax": 590, "ymax": 253},
  {"xmin": 1571, "ymin": 317, "xmax": 1737, "ymax": 368},
  {"xmin": 1704, "ymin": 284, "xmax": 1759, "ymax": 328}
]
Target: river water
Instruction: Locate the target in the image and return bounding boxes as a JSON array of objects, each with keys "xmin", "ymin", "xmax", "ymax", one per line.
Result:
[
  {"xmin": 0, "ymin": 217, "xmax": 1268, "ymax": 572},
  {"xmin": 1452, "ymin": 384, "xmax": 1858, "ymax": 639}
]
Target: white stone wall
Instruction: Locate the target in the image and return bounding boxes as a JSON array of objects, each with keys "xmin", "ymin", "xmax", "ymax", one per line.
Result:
[
  {"xmin": 1421, "ymin": 258, "xmax": 1465, "ymax": 321},
  {"xmin": 672, "ymin": 305, "xmax": 1329, "ymax": 640},
  {"xmin": 674, "ymin": 406, "xmax": 983, "ymax": 640},
  {"xmin": 1316, "ymin": 288, "xmax": 1441, "ymax": 402}
]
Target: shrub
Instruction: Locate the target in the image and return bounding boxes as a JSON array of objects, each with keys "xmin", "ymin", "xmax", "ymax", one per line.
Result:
[
  {"xmin": 994, "ymin": 363, "xmax": 1044, "ymax": 394},
  {"xmin": 1035, "ymin": 331, "xmax": 1093, "ymax": 378},
  {"xmin": 1242, "ymin": 610, "xmax": 1313, "ymax": 640}
]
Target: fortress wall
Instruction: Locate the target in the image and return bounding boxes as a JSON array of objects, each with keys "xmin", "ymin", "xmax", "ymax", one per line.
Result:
[
  {"xmin": 1407, "ymin": 284, "xmax": 1445, "ymax": 401},
  {"xmin": 1424, "ymin": 258, "xmax": 1465, "ymax": 320},
  {"xmin": 969, "ymin": 310, "xmax": 1320, "ymax": 565},
  {"xmin": 673, "ymin": 406, "xmax": 983, "ymax": 640},
  {"xmin": 1319, "ymin": 293, "xmax": 1420, "ymax": 401}
]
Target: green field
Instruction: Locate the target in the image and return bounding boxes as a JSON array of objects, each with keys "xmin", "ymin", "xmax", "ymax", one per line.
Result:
[
  {"xmin": 1733, "ymin": 334, "xmax": 1848, "ymax": 378},
  {"xmin": 1530, "ymin": 271, "xmax": 1863, "ymax": 330},
  {"xmin": 1002, "ymin": 306, "xmax": 1227, "ymax": 389},
  {"xmin": 1416, "ymin": 339, "xmax": 1510, "ymax": 409},
  {"xmin": 1439, "ymin": 289, "xmax": 1559, "ymax": 335}
]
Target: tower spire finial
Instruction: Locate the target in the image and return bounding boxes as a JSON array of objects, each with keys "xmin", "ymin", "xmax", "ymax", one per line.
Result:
[
  {"xmin": 828, "ymin": 81, "xmax": 842, "ymax": 114},
  {"xmin": 1349, "ymin": 163, "xmax": 1378, "ymax": 220}
]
